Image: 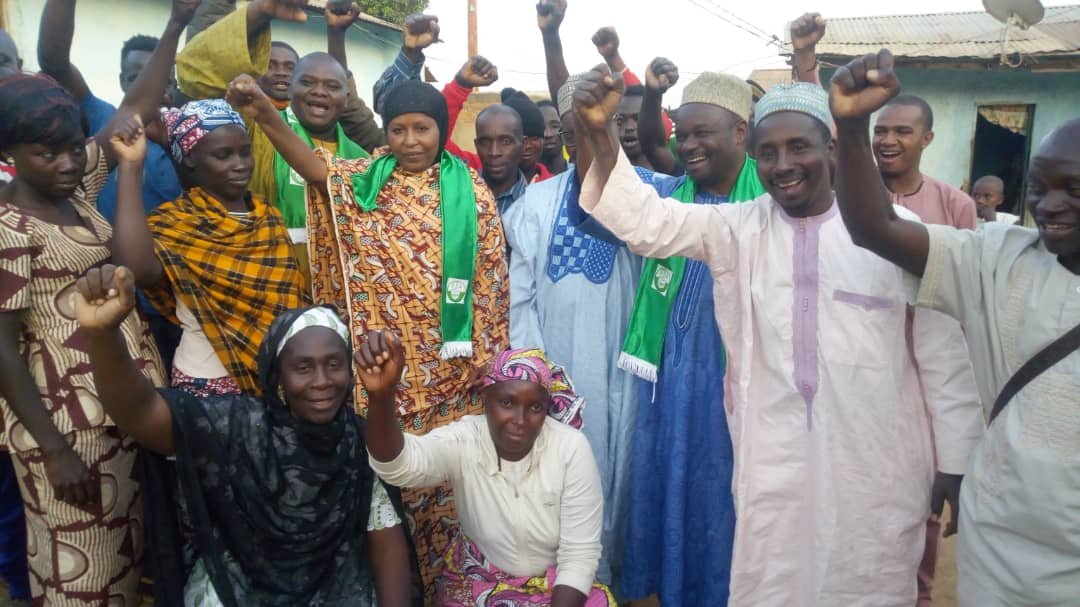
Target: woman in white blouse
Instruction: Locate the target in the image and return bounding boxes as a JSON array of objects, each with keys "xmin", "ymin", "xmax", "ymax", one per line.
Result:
[{"xmin": 356, "ymin": 332, "xmax": 616, "ymax": 607}]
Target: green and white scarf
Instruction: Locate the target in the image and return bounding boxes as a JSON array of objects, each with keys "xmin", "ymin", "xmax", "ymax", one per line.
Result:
[
  {"xmin": 618, "ymin": 155, "xmax": 765, "ymax": 381},
  {"xmin": 274, "ymin": 107, "xmax": 369, "ymax": 229},
  {"xmin": 351, "ymin": 151, "xmax": 479, "ymax": 359}
]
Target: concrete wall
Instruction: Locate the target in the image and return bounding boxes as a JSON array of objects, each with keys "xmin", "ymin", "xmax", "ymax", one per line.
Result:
[
  {"xmin": 822, "ymin": 66, "xmax": 1080, "ymax": 189},
  {"xmin": 7, "ymin": 0, "xmax": 400, "ymax": 110}
]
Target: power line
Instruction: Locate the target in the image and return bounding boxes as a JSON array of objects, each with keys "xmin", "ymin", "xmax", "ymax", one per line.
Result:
[
  {"xmin": 700, "ymin": 0, "xmax": 780, "ymax": 45},
  {"xmin": 681, "ymin": 0, "xmax": 783, "ymax": 49}
]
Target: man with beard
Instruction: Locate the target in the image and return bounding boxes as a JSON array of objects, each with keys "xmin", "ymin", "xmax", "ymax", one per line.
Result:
[
  {"xmin": 788, "ymin": 17, "xmax": 982, "ymax": 606},
  {"xmin": 830, "ymin": 49, "xmax": 1080, "ymax": 607},
  {"xmin": 571, "ymin": 71, "xmax": 983, "ymax": 606},
  {"xmin": 175, "ymin": 0, "xmax": 381, "ymax": 286}
]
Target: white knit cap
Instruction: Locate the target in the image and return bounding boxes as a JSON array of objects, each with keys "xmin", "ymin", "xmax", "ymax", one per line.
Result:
[
  {"xmin": 680, "ymin": 72, "xmax": 753, "ymax": 122},
  {"xmin": 557, "ymin": 73, "xmax": 586, "ymax": 117}
]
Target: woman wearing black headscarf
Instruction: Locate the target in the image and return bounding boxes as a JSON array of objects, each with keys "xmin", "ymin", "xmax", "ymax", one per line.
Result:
[
  {"xmin": 72, "ymin": 263, "xmax": 413, "ymax": 607},
  {"xmin": 225, "ymin": 74, "xmax": 510, "ymax": 598}
]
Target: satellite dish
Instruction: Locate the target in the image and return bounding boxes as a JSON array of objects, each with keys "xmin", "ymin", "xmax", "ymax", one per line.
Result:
[{"xmin": 983, "ymin": 0, "xmax": 1045, "ymax": 29}]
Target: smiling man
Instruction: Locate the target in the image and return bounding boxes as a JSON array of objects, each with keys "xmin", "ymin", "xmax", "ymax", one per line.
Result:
[
  {"xmin": 572, "ymin": 75, "xmax": 984, "ymax": 607},
  {"xmin": 175, "ymin": 0, "xmax": 379, "ymax": 286},
  {"xmin": 830, "ymin": 50, "xmax": 1080, "ymax": 607},
  {"xmin": 875, "ymin": 95, "xmax": 978, "ymax": 229}
]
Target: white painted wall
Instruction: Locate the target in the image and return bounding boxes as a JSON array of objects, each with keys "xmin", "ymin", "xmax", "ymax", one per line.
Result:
[{"xmin": 8, "ymin": 0, "xmax": 401, "ymax": 109}]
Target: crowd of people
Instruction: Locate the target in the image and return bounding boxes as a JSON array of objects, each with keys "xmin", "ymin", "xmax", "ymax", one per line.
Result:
[{"xmin": 0, "ymin": 0, "xmax": 1076, "ymax": 606}]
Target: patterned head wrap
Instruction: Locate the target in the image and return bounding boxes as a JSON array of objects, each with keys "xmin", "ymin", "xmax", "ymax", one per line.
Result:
[
  {"xmin": 557, "ymin": 73, "xmax": 585, "ymax": 118},
  {"xmin": 753, "ymin": 82, "xmax": 834, "ymax": 131},
  {"xmin": 276, "ymin": 306, "xmax": 350, "ymax": 356},
  {"xmin": 161, "ymin": 99, "xmax": 246, "ymax": 164},
  {"xmin": 475, "ymin": 348, "xmax": 585, "ymax": 429}
]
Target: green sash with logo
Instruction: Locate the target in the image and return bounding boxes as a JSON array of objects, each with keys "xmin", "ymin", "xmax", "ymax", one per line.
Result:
[
  {"xmin": 274, "ymin": 107, "xmax": 369, "ymax": 228},
  {"xmin": 351, "ymin": 151, "xmax": 478, "ymax": 359},
  {"xmin": 618, "ymin": 156, "xmax": 765, "ymax": 381}
]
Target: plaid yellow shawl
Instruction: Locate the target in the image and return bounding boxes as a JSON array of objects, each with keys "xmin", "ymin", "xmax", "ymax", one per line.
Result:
[{"xmin": 145, "ymin": 188, "xmax": 308, "ymax": 394}]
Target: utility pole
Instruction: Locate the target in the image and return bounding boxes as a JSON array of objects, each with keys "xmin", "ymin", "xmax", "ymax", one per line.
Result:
[{"xmin": 468, "ymin": 0, "xmax": 478, "ymax": 57}]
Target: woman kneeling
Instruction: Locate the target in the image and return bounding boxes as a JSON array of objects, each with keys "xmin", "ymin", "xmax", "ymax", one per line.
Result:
[
  {"xmin": 72, "ymin": 265, "xmax": 412, "ymax": 607},
  {"xmin": 357, "ymin": 334, "xmax": 616, "ymax": 607}
]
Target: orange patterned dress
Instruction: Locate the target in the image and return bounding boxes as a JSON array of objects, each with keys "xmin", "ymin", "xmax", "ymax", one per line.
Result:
[
  {"xmin": 0, "ymin": 145, "xmax": 165, "ymax": 606},
  {"xmin": 307, "ymin": 150, "xmax": 509, "ymax": 600}
]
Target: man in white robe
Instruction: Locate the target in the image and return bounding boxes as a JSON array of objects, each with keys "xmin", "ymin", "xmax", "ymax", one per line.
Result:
[
  {"xmin": 569, "ymin": 71, "xmax": 985, "ymax": 606},
  {"xmin": 828, "ymin": 49, "xmax": 1080, "ymax": 607}
]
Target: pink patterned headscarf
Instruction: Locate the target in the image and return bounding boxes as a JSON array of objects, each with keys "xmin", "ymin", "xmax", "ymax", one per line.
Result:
[
  {"xmin": 475, "ymin": 348, "xmax": 585, "ymax": 429},
  {"xmin": 161, "ymin": 99, "xmax": 246, "ymax": 164}
]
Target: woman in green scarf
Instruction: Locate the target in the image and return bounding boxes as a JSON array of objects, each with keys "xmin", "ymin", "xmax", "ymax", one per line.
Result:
[{"xmin": 226, "ymin": 74, "xmax": 510, "ymax": 602}]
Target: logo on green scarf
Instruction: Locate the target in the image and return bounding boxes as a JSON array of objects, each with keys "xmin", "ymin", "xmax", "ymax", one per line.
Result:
[
  {"xmin": 651, "ymin": 266, "xmax": 674, "ymax": 296},
  {"xmin": 446, "ymin": 278, "xmax": 470, "ymax": 304}
]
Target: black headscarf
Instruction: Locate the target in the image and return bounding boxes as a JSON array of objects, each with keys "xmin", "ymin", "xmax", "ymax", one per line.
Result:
[
  {"xmin": 380, "ymin": 79, "xmax": 450, "ymax": 154},
  {"xmin": 501, "ymin": 87, "xmax": 545, "ymax": 139},
  {"xmin": 142, "ymin": 306, "xmax": 410, "ymax": 607}
]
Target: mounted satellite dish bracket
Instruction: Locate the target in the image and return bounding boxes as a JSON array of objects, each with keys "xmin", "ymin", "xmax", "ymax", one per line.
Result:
[{"xmin": 983, "ymin": 0, "xmax": 1045, "ymax": 67}]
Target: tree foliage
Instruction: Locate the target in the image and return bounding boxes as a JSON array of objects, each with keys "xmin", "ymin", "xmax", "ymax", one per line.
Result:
[{"xmin": 363, "ymin": 0, "xmax": 428, "ymax": 25}]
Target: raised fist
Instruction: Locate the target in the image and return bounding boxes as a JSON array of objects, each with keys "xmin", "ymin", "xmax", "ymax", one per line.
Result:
[
  {"xmin": 645, "ymin": 57, "xmax": 679, "ymax": 94},
  {"xmin": 252, "ymin": 0, "xmax": 309, "ymax": 23},
  {"xmin": 573, "ymin": 64, "xmax": 625, "ymax": 133},
  {"xmin": 74, "ymin": 265, "xmax": 137, "ymax": 333},
  {"xmin": 110, "ymin": 114, "xmax": 148, "ymax": 165},
  {"xmin": 403, "ymin": 14, "xmax": 440, "ymax": 51},
  {"xmin": 829, "ymin": 49, "xmax": 901, "ymax": 121},
  {"xmin": 226, "ymin": 74, "xmax": 277, "ymax": 123},
  {"xmin": 354, "ymin": 330, "xmax": 406, "ymax": 403},
  {"xmin": 592, "ymin": 27, "xmax": 620, "ymax": 60},
  {"xmin": 536, "ymin": 0, "xmax": 567, "ymax": 33},
  {"xmin": 170, "ymin": 0, "xmax": 203, "ymax": 27},
  {"xmin": 325, "ymin": 1, "xmax": 360, "ymax": 31},
  {"xmin": 790, "ymin": 13, "xmax": 826, "ymax": 51},
  {"xmin": 456, "ymin": 56, "xmax": 499, "ymax": 88}
]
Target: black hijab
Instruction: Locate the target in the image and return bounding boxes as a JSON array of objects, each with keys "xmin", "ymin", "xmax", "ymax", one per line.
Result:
[
  {"xmin": 379, "ymin": 79, "xmax": 450, "ymax": 155},
  {"xmin": 142, "ymin": 306, "xmax": 408, "ymax": 607}
]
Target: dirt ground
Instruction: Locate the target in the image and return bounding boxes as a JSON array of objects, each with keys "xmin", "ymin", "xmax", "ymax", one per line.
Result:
[
  {"xmin": 0, "ymin": 515, "xmax": 959, "ymax": 607},
  {"xmin": 626, "ymin": 520, "xmax": 960, "ymax": 607}
]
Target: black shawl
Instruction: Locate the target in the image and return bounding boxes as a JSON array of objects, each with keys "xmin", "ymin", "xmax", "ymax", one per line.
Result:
[{"xmin": 141, "ymin": 306, "xmax": 410, "ymax": 606}]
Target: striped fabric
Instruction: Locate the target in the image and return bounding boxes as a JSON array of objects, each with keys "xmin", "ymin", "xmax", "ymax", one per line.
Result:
[
  {"xmin": 144, "ymin": 188, "xmax": 308, "ymax": 394},
  {"xmin": 11, "ymin": 427, "xmax": 143, "ymax": 606},
  {"xmin": 0, "ymin": 144, "xmax": 165, "ymax": 450}
]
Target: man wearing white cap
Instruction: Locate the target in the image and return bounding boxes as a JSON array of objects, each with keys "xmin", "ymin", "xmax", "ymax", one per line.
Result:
[
  {"xmin": 596, "ymin": 70, "xmax": 765, "ymax": 605},
  {"xmin": 570, "ymin": 70, "xmax": 985, "ymax": 606}
]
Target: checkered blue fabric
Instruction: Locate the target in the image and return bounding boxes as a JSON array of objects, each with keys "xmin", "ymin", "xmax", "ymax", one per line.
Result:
[{"xmin": 546, "ymin": 177, "xmax": 617, "ymax": 284}]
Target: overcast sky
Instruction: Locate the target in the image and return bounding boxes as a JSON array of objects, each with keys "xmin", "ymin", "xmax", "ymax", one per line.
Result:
[{"xmin": 419, "ymin": 0, "xmax": 1073, "ymax": 99}]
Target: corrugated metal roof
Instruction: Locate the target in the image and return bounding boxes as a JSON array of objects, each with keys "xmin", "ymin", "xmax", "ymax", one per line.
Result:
[
  {"xmin": 748, "ymin": 68, "xmax": 793, "ymax": 92},
  {"xmin": 304, "ymin": 0, "xmax": 402, "ymax": 31},
  {"xmin": 785, "ymin": 5, "xmax": 1080, "ymax": 60}
]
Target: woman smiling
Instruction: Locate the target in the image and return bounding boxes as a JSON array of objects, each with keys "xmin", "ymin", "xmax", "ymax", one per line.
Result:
[
  {"xmin": 109, "ymin": 100, "xmax": 307, "ymax": 399},
  {"xmin": 226, "ymin": 74, "xmax": 509, "ymax": 596},
  {"xmin": 72, "ymin": 264, "xmax": 413, "ymax": 607}
]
